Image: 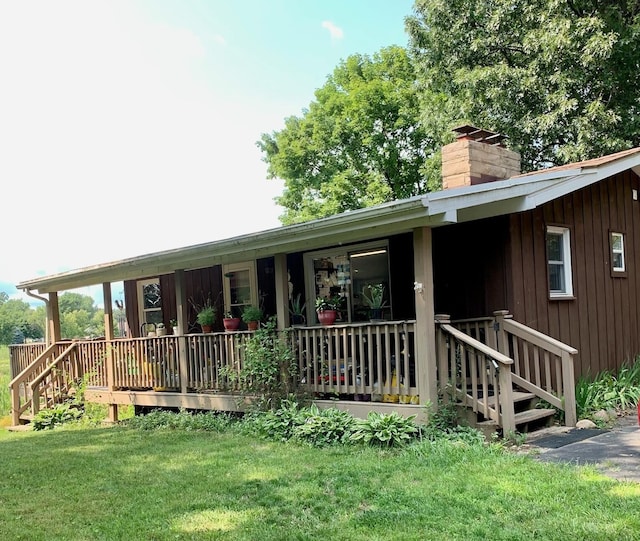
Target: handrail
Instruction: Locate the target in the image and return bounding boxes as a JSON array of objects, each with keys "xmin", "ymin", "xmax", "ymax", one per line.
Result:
[
  {"xmin": 9, "ymin": 343, "xmax": 60, "ymax": 388},
  {"xmin": 29, "ymin": 342, "xmax": 78, "ymax": 390},
  {"xmin": 440, "ymin": 323, "xmax": 513, "ymax": 365},
  {"xmin": 437, "ymin": 320, "xmax": 516, "ymax": 433},
  {"xmin": 501, "ymin": 318, "xmax": 578, "ymax": 355}
]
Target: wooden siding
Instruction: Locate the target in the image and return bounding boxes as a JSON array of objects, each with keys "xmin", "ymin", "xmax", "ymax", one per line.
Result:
[
  {"xmin": 125, "ymin": 266, "xmax": 224, "ymax": 336},
  {"xmin": 508, "ymin": 170, "xmax": 640, "ymax": 378}
]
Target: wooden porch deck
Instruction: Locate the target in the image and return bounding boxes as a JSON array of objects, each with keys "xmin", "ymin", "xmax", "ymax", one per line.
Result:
[{"xmin": 9, "ymin": 313, "xmax": 578, "ymax": 434}]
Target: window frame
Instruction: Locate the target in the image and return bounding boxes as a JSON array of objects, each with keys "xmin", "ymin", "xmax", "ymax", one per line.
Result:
[
  {"xmin": 546, "ymin": 225, "xmax": 574, "ymax": 299},
  {"xmin": 137, "ymin": 278, "xmax": 163, "ymax": 332},
  {"xmin": 222, "ymin": 261, "xmax": 258, "ymax": 318},
  {"xmin": 303, "ymin": 240, "xmax": 391, "ymax": 324},
  {"xmin": 610, "ymin": 231, "xmax": 627, "ymax": 277}
]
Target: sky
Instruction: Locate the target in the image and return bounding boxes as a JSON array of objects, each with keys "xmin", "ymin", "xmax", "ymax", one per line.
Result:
[{"xmin": 0, "ymin": 0, "xmax": 415, "ymax": 306}]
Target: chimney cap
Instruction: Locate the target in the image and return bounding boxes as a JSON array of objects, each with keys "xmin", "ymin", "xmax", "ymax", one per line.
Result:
[{"xmin": 453, "ymin": 125, "xmax": 507, "ymax": 146}]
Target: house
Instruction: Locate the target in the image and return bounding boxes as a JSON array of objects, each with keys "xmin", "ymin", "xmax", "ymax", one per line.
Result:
[{"xmin": 10, "ymin": 126, "xmax": 640, "ymax": 434}]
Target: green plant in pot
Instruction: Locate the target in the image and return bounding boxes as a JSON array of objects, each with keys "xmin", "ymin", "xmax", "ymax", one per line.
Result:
[
  {"xmin": 361, "ymin": 284, "xmax": 388, "ymax": 321},
  {"xmin": 223, "ymin": 311, "xmax": 241, "ymax": 332},
  {"xmin": 190, "ymin": 293, "xmax": 218, "ymax": 332},
  {"xmin": 242, "ymin": 305, "xmax": 262, "ymax": 331},
  {"xmin": 196, "ymin": 306, "xmax": 216, "ymax": 332},
  {"xmin": 289, "ymin": 293, "xmax": 306, "ymax": 326},
  {"xmin": 315, "ymin": 295, "xmax": 343, "ymax": 325}
]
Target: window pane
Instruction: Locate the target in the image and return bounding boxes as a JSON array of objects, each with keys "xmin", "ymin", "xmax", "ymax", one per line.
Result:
[
  {"xmin": 613, "ymin": 252, "xmax": 623, "ymax": 269},
  {"xmin": 547, "ymin": 233, "xmax": 563, "ymax": 262},
  {"xmin": 549, "ymin": 263, "xmax": 565, "ymax": 292},
  {"xmin": 612, "ymin": 234, "xmax": 622, "ymax": 251},
  {"xmin": 143, "ymin": 283, "xmax": 161, "ymax": 309}
]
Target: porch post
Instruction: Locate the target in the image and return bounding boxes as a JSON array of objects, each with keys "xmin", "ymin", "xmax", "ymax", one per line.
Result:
[
  {"xmin": 175, "ymin": 269, "xmax": 189, "ymax": 394},
  {"xmin": 274, "ymin": 254, "xmax": 290, "ymax": 330},
  {"xmin": 47, "ymin": 292, "xmax": 61, "ymax": 344},
  {"xmin": 413, "ymin": 226, "xmax": 437, "ymax": 407},
  {"xmin": 102, "ymin": 283, "xmax": 118, "ymax": 423}
]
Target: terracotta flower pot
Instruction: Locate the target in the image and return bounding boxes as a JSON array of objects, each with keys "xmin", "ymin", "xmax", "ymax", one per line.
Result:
[
  {"xmin": 317, "ymin": 309, "xmax": 337, "ymax": 326},
  {"xmin": 247, "ymin": 320, "xmax": 259, "ymax": 331},
  {"xmin": 223, "ymin": 317, "xmax": 241, "ymax": 331},
  {"xmin": 201, "ymin": 324, "xmax": 213, "ymax": 333}
]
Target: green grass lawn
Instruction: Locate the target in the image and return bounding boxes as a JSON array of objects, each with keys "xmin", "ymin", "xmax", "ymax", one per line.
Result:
[{"xmin": 1, "ymin": 424, "xmax": 639, "ymax": 540}]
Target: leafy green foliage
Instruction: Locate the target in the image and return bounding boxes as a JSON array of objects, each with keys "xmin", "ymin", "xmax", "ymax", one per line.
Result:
[
  {"xmin": 575, "ymin": 360, "xmax": 640, "ymax": 418},
  {"xmin": 350, "ymin": 411, "xmax": 419, "ymax": 447},
  {"xmin": 0, "ymin": 298, "xmax": 44, "ymax": 345},
  {"xmin": 292, "ymin": 405, "xmax": 356, "ymax": 447},
  {"xmin": 123, "ymin": 409, "xmax": 237, "ymax": 432},
  {"xmin": 229, "ymin": 318, "xmax": 298, "ymax": 410},
  {"xmin": 407, "ymin": 0, "xmax": 640, "ymax": 171},
  {"xmin": 258, "ymin": 46, "xmax": 440, "ymax": 224},
  {"xmin": 31, "ymin": 403, "xmax": 82, "ymax": 430}
]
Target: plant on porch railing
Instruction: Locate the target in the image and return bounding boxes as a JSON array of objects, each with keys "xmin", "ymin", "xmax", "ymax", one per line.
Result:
[{"xmin": 219, "ymin": 317, "xmax": 299, "ymax": 410}]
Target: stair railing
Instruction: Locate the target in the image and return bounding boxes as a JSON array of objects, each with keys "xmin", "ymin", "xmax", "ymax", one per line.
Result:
[
  {"xmin": 436, "ymin": 315, "xmax": 516, "ymax": 433},
  {"xmin": 9, "ymin": 342, "xmax": 71, "ymax": 425},
  {"xmin": 28, "ymin": 341, "xmax": 80, "ymax": 417},
  {"xmin": 493, "ymin": 311, "xmax": 578, "ymax": 426}
]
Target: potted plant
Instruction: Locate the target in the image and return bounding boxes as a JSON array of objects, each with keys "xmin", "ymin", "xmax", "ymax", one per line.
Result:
[
  {"xmin": 315, "ymin": 295, "xmax": 343, "ymax": 326},
  {"xmin": 196, "ymin": 306, "xmax": 216, "ymax": 333},
  {"xmin": 190, "ymin": 294, "xmax": 217, "ymax": 333},
  {"xmin": 170, "ymin": 319, "xmax": 179, "ymax": 335},
  {"xmin": 289, "ymin": 293, "xmax": 306, "ymax": 326},
  {"xmin": 156, "ymin": 322, "xmax": 167, "ymax": 336},
  {"xmin": 223, "ymin": 311, "xmax": 241, "ymax": 331},
  {"xmin": 361, "ymin": 284, "xmax": 388, "ymax": 321},
  {"xmin": 242, "ymin": 305, "xmax": 262, "ymax": 331}
]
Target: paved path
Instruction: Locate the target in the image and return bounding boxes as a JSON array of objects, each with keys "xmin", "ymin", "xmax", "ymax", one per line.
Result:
[{"xmin": 524, "ymin": 413, "xmax": 640, "ymax": 483}]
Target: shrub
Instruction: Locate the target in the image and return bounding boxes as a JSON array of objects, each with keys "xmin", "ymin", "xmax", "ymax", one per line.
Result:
[
  {"xmin": 228, "ymin": 317, "xmax": 298, "ymax": 410},
  {"xmin": 350, "ymin": 411, "xmax": 418, "ymax": 447},
  {"xmin": 32, "ymin": 403, "xmax": 82, "ymax": 430},
  {"xmin": 124, "ymin": 409, "xmax": 237, "ymax": 431},
  {"xmin": 248, "ymin": 399, "xmax": 307, "ymax": 441},
  {"xmin": 575, "ymin": 360, "xmax": 640, "ymax": 419},
  {"xmin": 293, "ymin": 405, "xmax": 356, "ymax": 447}
]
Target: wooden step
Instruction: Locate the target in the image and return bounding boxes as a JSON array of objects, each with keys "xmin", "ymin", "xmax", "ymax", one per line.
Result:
[
  {"xmin": 514, "ymin": 408, "xmax": 555, "ymax": 426},
  {"xmin": 486, "ymin": 391, "xmax": 535, "ymax": 407}
]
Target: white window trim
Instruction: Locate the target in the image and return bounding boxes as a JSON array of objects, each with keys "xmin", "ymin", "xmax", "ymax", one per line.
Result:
[
  {"xmin": 547, "ymin": 226, "xmax": 573, "ymax": 298},
  {"xmin": 611, "ymin": 232, "xmax": 626, "ymax": 272},
  {"xmin": 222, "ymin": 261, "xmax": 258, "ymax": 317},
  {"xmin": 137, "ymin": 277, "xmax": 162, "ymax": 329}
]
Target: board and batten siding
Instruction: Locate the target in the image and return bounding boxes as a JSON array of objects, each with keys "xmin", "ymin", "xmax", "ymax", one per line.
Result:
[{"xmin": 507, "ymin": 169, "xmax": 640, "ymax": 378}]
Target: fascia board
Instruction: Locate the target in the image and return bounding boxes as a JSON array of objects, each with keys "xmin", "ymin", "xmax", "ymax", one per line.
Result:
[{"xmin": 524, "ymin": 172, "xmax": 599, "ymax": 209}]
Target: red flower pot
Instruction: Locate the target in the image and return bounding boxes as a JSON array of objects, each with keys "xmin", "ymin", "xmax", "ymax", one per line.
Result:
[
  {"xmin": 317, "ymin": 310, "xmax": 337, "ymax": 326},
  {"xmin": 223, "ymin": 317, "xmax": 241, "ymax": 331}
]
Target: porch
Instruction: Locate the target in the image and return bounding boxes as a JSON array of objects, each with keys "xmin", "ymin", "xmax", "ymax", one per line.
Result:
[{"xmin": 9, "ymin": 311, "xmax": 578, "ymax": 434}]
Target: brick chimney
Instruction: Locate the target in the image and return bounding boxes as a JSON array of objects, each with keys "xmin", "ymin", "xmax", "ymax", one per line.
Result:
[{"xmin": 441, "ymin": 125, "xmax": 521, "ymax": 190}]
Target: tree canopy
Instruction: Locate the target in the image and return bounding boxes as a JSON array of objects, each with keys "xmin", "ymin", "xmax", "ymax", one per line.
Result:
[
  {"xmin": 406, "ymin": 0, "xmax": 640, "ymax": 171},
  {"xmin": 258, "ymin": 46, "xmax": 440, "ymax": 225}
]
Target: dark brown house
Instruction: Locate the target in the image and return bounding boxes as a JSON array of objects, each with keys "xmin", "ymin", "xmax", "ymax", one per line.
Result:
[{"xmin": 10, "ymin": 126, "xmax": 640, "ymax": 433}]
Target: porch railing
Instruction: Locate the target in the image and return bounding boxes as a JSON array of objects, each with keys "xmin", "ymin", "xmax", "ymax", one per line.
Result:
[
  {"xmin": 436, "ymin": 316, "xmax": 516, "ymax": 432},
  {"xmin": 289, "ymin": 321, "xmax": 418, "ymax": 403}
]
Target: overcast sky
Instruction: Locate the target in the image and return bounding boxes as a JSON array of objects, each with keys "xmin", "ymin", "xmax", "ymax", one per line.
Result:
[{"xmin": 0, "ymin": 0, "xmax": 414, "ymax": 305}]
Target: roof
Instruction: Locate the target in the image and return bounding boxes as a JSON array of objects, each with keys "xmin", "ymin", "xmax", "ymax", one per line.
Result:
[{"xmin": 18, "ymin": 146, "xmax": 640, "ymax": 294}]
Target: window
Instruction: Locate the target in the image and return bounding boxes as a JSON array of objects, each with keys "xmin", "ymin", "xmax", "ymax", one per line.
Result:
[
  {"xmin": 611, "ymin": 232, "xmax": 626, "ymax": 273},
  {"xmin": 223, "ymin": 261, "xmax": 258, "ymax": 318},
  {"xmin": 546, "ymin": 226, "xmax": 573, "ymax": 298},
  {"xmin": 137, "ymin": 278, "xmax": 163, "ymax": 332},
  {"xmin": 304, "ymin": 241, "xmax": 391, "ymax": 323}
]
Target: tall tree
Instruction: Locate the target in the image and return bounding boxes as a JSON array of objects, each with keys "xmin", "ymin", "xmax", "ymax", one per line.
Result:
[
  {"xmin": 258, "ymin": 46, "xmax": 441, "ymax": 224},
  {"xmin": 406, "ymin": 0, "xmax": 640, "ymax": 171},
  {"xmin": 0, "ymin": 298, "xmax": 44, "ymax": 345}
]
